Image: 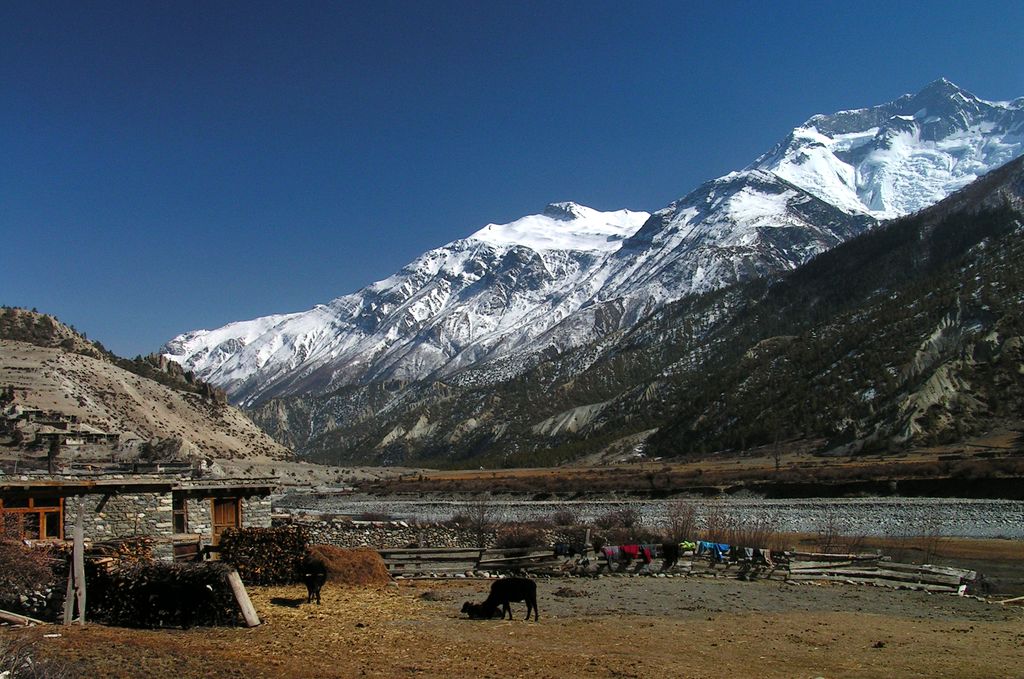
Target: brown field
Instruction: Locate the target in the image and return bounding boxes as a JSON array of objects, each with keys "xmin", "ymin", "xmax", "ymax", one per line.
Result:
[
  {"xmin": 6, "ymin": 571, "xmax": 1023, "ymax": 679},
  {"xmin": 367, "ymin": 432, "xmax": 1024, "ymax": 497}
]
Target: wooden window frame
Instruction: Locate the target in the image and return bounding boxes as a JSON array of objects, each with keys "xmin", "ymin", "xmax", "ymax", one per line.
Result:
[
  {"xmin": 0, "ymin": 496, "xmax": 64, "ymax": 541},
  {"xmin": 172, "ymin": 493, "xmax": 189, "ymax": 535}
]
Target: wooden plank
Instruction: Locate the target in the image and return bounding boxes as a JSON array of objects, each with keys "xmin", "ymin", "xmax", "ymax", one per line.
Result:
[
  {"xmin": 788, "ymin": 552, "xmax": 880, "ymax": 562},
  {"xmin": 386, "ymin": 566, "xmax": 477, "ymax": 574},
  {"xmin": 226, "ymin": 570, "xmax": 261, "ymax": 627},
  {"xmin": 0, "ymin": 608, "xmax": 47, "ymax": 626},
  {"xmin": 73, "ymin": 500, "xmax": 86, "ymax": 626},
  {"xmin": 786, "ymin": 574, "xmax": 959, "ymax": 591},
  {"xmin": 878, "ymin": 562, "xmax": 976, "ymax": 579},
  {"xmin": 383, "ymin": 556, "xmax": 484, "ymax": 564},
  {"xmin": 377, "ymin": 547, "xmax": 483, "ymax": 555},
  {"xmin": 476, "ymin": 554, "xmax": 561, "ymax": 565},
  {"xmin": 787, "ymin": 568, "xmax": 962, "ymax": 586},
  {"xmin": 790, "ymin": 560, "xmax": 880, "ymax": 571}
]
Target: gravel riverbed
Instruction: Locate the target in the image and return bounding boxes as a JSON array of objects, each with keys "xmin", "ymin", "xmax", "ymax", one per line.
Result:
[{"xmin": 275, "ymin": 494, "xmax": 1024, "ymax": 538}]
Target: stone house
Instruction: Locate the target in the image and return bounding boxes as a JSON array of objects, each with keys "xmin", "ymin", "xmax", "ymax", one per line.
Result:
[{"xmin": 0, "ymin": 475, "xmax": 275, "ymax": 560}]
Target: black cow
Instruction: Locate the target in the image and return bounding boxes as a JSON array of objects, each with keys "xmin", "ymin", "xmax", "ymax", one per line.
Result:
[
  {"xmin": 462, "ymin": 577, "xmax": 539, "ymax": 621},
  {"xmin": 460, "ymin": 601, "xmax": 505, "ymax": 619},
  {"xmin": 661, "ymin": 542, "xmax": 680, "ymax": 571},
  {"xmin": 300, "ymin": 554, "xmax": 328, "ymax": 605}
]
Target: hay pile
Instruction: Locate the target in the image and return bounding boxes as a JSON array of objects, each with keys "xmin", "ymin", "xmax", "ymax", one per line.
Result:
[{"xmin": 308, "ymin": 545, "xmax": 392, "ymax": 586}]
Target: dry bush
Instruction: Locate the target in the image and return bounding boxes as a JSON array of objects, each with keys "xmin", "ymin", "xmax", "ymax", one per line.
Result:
[
  {"xmin": 662, "ymin": 500, "xmax": 699, "ymax": 543},
  {"xmin": 726, "ymin": 512, "xmax": 783, "ymax": 550},
  {"xmin": 593, "ymin": 506, "xmax": 659, "ymax": 545},
  {"xmin": 492, "ymin": 523, "xmax": 547, "ymax": 549},
  {"xmin": 546, "ymin": 508, "xmax": 581, "ymax": 527},
  {"xmin": 0, "ymin": 635, "xmax": 73, "ymax": 679},
  {"xmin": 814, "ymin": 510, "xmax": 867, "ymax": 554},
  {"xmin": 593, "ymin": 507, "xmax": 641, "ymax": 533},
  {"xmin": 307, "ymin": 545, "xmax": 391, "ymax": 586},
  {"xmin": 0, "ymin": 514, "xmax": 59, "ymax": 599},
  {"xmin": 697, "ymin": 502, "xmax": 733, "ymax": 544}
]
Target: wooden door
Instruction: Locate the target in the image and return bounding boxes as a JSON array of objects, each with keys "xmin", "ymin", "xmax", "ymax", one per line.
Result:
[{"xmin": 211, "ymin": 498, "xmax": 241, "ymax": 544}]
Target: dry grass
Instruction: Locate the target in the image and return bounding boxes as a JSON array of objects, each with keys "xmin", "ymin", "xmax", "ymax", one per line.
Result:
[{"xmin": 6, "ymin": 578, "xmax": 1023, "ymax": 679}]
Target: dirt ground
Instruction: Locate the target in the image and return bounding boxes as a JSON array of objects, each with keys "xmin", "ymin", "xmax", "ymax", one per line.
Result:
[{"xmin": 6, "ymin": 575, "xmax": 1023, "ymax": 679}]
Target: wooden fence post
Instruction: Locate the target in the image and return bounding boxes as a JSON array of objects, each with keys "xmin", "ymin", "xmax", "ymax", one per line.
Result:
[{"xmin": 63, "ymin": 497, "xmax": 86, "ymax": 626}]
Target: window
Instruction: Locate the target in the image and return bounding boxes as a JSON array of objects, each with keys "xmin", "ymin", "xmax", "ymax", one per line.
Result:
[
  {"xmin": 172, "ymin": 494, "xmax": 188, "ymax": 534},
  {"xmin": 0, "ymin": 496, "xmax": 64, "ymax": 540}
]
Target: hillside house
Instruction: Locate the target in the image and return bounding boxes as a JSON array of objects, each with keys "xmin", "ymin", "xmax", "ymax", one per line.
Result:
[{"xmin": 0, "ymin": 475, "xmax": 275, "ymax": 560}]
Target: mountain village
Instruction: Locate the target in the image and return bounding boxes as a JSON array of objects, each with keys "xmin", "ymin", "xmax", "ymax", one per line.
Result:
[{"xmin": 2, "ymin": 79, "xmax": 1023, "ymax": 677}]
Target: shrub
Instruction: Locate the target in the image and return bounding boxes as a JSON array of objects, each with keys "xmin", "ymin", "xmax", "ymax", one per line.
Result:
[
  {"xmin": 0, "ymin": 635, "xmax": 73, "ymax": 679},
  {"xmin": 662, "ymin": 500, "xmax": 699, "ymax": 543},
  {"xmin": 492, "ymin": 524, "xmax": 546, "ymax": 549},
  {"xmin": 0, "ymin": 515, "xmax": 61, "ymax": 615},
  {"xmin": 546, "ymin": 508, "xmax": 581, "ymax": 527}
]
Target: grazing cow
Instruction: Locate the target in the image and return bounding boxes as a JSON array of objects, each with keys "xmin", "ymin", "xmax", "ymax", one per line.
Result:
[
  {"xmin": 460, "ymin": 601, "xmax": 504, "ymax": 619},
  {"xmin": 300, "ymin": 554, "xmax": 328, "ymax": 605},
  {"xmin": 477, "ymin": 577, "xmax": 539, "ymax": 621}
]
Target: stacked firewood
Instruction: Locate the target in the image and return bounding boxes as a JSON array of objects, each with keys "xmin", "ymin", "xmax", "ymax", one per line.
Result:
[
  {"xmin": 218, "ymin": 525, "xmax": 309, "ymax": 585},
  {"xmin": 87, "ymin": 561, "xmax": 241, "ymax": 628},
  {"xmin": 86, "ymin": 537, "xmax": 155, "ymax": 573}
]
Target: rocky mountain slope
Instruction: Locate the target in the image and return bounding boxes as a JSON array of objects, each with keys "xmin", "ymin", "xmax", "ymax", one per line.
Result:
[
  {"xmin": 257, "ymin": 155, "xmax": 1024, "ymax": 467},
  {"xmin": 0, "ymin": 309, "xmax": 291, "ymax": 464},
  {"xmin": 165, "ymin": 80, "xmax": 1023, "ymax": 466},
  {"xmin": 165, "ymin": 81, "xmax": 1020, "ymax": 412}
]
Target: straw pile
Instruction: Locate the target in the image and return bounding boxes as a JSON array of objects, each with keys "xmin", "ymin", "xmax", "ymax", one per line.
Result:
[{"xmin": 308, "ymin": 545, "xmax": 392, "ymax": 586}]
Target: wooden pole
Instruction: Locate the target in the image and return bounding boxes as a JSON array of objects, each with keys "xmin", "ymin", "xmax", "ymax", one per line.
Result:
[
  {"xmin": 73, "ymin": 497, "xmax": 86, "ymax": 625},
  {"xmin": 226, "ymin": 570, "xmax": 260, "ymax": 627},
  {"xmin": 0, "ymin": 608, "xmax": 47, "ymax": 626},
  {"xmin": 62, "ymin": 561, "xmax": 74, "ymax": 625}
]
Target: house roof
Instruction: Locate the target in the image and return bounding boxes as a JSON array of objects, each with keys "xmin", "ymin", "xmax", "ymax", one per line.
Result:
[{"xmin": 0, "ymin": 476, "xmax": 278, "ymax": 496}]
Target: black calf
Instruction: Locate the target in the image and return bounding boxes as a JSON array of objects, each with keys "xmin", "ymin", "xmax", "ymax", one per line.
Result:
[{"xmin": 301, "ymin": 555, "xmax": 328, "ymax": 605}]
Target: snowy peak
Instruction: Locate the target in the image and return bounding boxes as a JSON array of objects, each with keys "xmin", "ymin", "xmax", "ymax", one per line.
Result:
[
  {"xmin": 601, "ymin": 169, "xmax": 874, "ymax": 303},
  {"xmin": 755, "ymin": 79, "xmax": 1024, "ymax": 218},
  {"xmin": 468, "ymin": 202, "xmax": 649, "ymax": 253}
]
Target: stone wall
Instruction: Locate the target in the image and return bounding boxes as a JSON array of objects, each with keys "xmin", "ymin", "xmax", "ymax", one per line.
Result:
[
  {"xmin": 242, "ymin": 496, "xmax": 273, "ymax": 529},
  {"xmin": 185, "ymin": 497, "xmax": 211, "ymax": 537},
  {"xmin": 64, "ymin": 492, "xmax": 175, "ymax": 560},
  {"xmin": 276, "ymin": 515, "xmax": 585, "ymax": 550}
]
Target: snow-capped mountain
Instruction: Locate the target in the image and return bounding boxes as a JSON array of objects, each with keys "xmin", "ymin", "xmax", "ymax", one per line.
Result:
[
  {"xmin": 164, "ymin": 203, "xmax": 650, "ymax": 406},
  {"xmin": 164, "ymin": 80, "xmax": 1024, "ymax": 410},
  {"xmin": 753, "ymin": 78, "xmax": 1023, "ymax": 217}
]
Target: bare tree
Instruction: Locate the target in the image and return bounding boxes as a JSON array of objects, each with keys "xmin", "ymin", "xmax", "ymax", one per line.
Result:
[{"xmin": 466, "ymin": 494, "xmax": 496, "ymax": 548}]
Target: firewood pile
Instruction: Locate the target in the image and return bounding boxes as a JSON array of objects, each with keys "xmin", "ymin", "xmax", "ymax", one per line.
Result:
[
  {"xmin": 85, "ymin": 537, "xmax": 155, "ymax": 572},
  {"xmin": 219, "ymin": 525, "xmax": 309, "ymax": 585},
  {"xmin": 86, "ymin": 561, "xmax": 242, "ymax": 628}
]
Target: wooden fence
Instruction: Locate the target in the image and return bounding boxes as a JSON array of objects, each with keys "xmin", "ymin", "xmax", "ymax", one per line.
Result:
[{"xmin": 376, "ymin": 545, "xmax": 979, "ymax": 593}]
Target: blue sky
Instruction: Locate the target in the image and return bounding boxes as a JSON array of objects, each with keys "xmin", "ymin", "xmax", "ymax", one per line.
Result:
[{"xmin": 3, "ymin": 1, "xmax": 1022, "ymax": 356}]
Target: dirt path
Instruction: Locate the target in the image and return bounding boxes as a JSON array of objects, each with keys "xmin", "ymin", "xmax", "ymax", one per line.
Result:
[{"xmin": 8, "ymin": 577, "xmax": 1022, "ymax": 679}]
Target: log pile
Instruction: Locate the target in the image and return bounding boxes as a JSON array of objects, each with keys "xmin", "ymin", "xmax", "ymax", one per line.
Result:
[
  {"xmin": 218, "ymin": 525, "xmax": 309, "ymax": 585},
  {"xmin": 785, "ymin": 552, "xmax": 977, "ymax": 593},
  {"xmin": 86, "ymin": 537, "xmax": 155, "ymax": 572},
  {"xmin": 86, "ymin": 561, "xmax": 242, "ymax": 628}
]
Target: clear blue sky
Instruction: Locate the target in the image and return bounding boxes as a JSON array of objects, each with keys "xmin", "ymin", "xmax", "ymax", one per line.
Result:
[{"xmin": 3, "ymin": 1, "xmax": 1022, "ymax": 357}]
